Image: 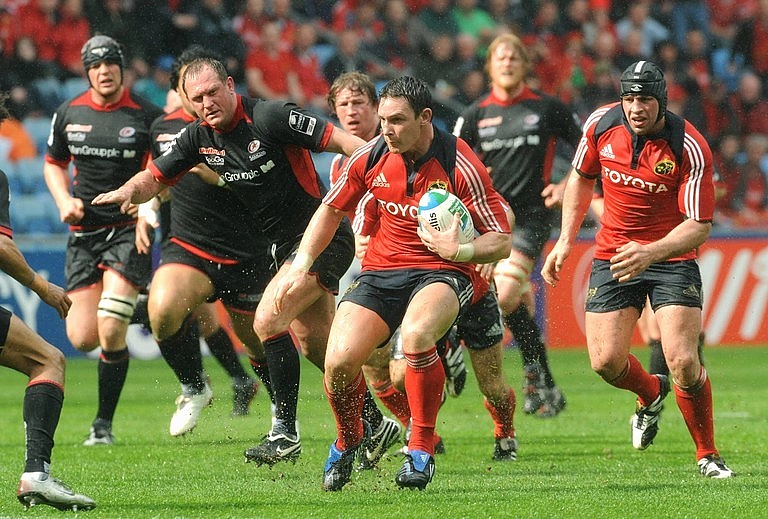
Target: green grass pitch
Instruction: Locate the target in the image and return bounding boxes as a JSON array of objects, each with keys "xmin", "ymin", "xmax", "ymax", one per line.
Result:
[{"xmin": 0, "ymin": 345, "xmax": 766, "ymax": 518}]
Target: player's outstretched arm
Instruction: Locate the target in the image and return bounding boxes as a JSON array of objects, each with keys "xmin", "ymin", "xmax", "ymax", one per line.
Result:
[
  {"xmin": 92, "ymin": 169, "xmax": 165, "ymax": 213},
  {"xmin": 0, "ymin": 235, "xmax": 71, "ymax": 318}
]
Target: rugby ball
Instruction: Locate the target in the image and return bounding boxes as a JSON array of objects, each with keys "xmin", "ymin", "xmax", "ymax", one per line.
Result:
[{"xmin": 418, "ymin": 189, "xmax": 475, "ymax": 244}]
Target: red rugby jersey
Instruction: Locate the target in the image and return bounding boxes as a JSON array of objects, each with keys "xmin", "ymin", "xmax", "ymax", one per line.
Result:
[
  {"xmin": 325, "ymin": 128, "xmax": 510, "ymax": 275},
  {"xmin": 573, "ymin": 103, "xmax": 715, "ymax": 261}
]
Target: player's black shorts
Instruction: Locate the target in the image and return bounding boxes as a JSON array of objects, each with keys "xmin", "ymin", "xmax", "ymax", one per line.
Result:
[
  {"xmin": 0, "ymin": 306, "xmax": 11, "ymax": 349},
  {"xmin": 281, "ymin": 225, "xmax": 355, "ymax": 294},
  {"xmin": 341, "ymin": 268, "xmax": 473, "ymax": 338},
  {"xmin": 511, "ymin": 205, "xmax": 554, "ymax": 260},
  {"xmin": 160, "ymin": 241, "xmax": 272, "ymax": 312},
  {"xmin": 65, "ymin": 225, "xmax": 153, "ymax": 291},
  {"xmin": 457, "ymin": 289, "xmax": 504, "ymax": 351},
  {"xmin": 585, "ymin": 259, "xmax": 704, "ymax": 313}
]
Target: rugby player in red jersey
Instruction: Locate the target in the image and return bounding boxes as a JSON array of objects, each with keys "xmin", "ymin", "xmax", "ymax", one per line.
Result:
[
  {"xmin": 542, "ymin": 61, "xmax": 733, "ymax": 478},
  {"xmin": 274, "ymin": 76, "xmax": 511, "ymax": 491}
]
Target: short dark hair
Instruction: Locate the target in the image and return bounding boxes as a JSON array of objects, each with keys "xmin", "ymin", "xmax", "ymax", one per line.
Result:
[
  {"xmin": 181, "ymin": 58, "xmax": 228, "ymax": 94},
  {"xmin": 171, "ymin": 45, "xmax": 223, "ymax": 91},
  {"xmin": 379, "ymin": 76, "xmax": 432, "ymax": 117},
  {"xmin": 327, "ymin": 71, "xmax": 378, "ymax": 112}
]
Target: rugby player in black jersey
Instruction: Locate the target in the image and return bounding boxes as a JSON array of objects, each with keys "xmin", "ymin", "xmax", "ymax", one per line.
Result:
[
  {"xmin": 44, "ymin": 35, "xmax": 163, "ymax": 445},
  {"xmin": 136, "ymin": 46, "xmax": 272, "ymax": 436},
  {"xmin": 93, "ymin": 57, "xmax": 391, "ymax": 467},
  {"xmin": 453, "ymin": 33, "xmax": 582, "ymax": 417}
]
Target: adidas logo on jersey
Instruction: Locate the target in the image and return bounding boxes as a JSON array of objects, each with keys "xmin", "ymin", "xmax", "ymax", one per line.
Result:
[
  {"xmin": 600, "ymin": 144, "xmax": 615, "ymax": 159},
  {"xmin": 372, "ymin": 172, "xmax": 390, "ymax": 188}
]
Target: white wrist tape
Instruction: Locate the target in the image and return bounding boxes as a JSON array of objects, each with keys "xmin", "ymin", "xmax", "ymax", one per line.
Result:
[
  {"xmin": 138, "ymin": 197, "xmax": 161, "ymax": 227},
  {"xmin": 291, "ymin": 251, "xmax": 314, "ymax": 272},
  {"xmin": 452, "ymin": 243, "xmax": 475, "ymax": 262}
]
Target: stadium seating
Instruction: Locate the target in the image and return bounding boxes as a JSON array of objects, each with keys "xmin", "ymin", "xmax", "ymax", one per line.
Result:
[
  {"xmin": 22, "ymin": 117, "xmax": 52, "ymax": 157},
  {"xmin": 10, "ymin": 192, "xmax": 59, "ymax": 235},
  {"xmin": 14, "ymin": 156, "xmax": 47, "ymax": 194}
]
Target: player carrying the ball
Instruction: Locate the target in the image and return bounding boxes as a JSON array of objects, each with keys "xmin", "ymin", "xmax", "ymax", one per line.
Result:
[{"xmin": 273, "ymin": 76, "xmax": 511, "ymax": 491}]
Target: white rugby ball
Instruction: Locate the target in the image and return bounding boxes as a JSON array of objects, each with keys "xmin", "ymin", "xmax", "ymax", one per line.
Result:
[{"xmin": 418, "ymin": 188, "xmax": 475, "ymax": 244}]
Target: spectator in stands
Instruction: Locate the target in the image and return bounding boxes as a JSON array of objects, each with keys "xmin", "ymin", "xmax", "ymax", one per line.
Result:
[
  {"xmin": 582, "ymin": 6, "xmax": 617, "ymax": 51},
  {"xmin": 413, "ymin": 32, "xmax": 461, "ymax": 127},
  {"xmin": 581, "ymin": 62, "xmax": 620, "ymax": 117},
  {"xmin": 530, "ymin": 0, "xmax": 567, "ymax": 55},
  {"xmin": 707, "ymin": 0, "xmax": 756, "ymax": 47},
  {"xmin": 455, "ymin": 33, "xmax": 481, "ymax": 76},
  {"xmin": 323, "ymin": 29, "xmax": 376, "ymax": 85},
  {"xmin": 270, "ymin": 0, "xmax": 300, "ymax": 48},
  {"xmin": 0, "ymin": 116, "xmax": 38, "ymax": 162},
  {"xmin": 614, "ymin": 28, "xmax": 647, "ymax": 72},
  {"xmin": 333, "ymin": 0, "xmax": 384, "ymax": 50},
  {"xmin": 452, "ymin": 0, "xmax": 498, "ymax": 59},
  {"xmin": 56, "ymin": 0, "xmax": 90, "ymax": 78},
  {"xmin": 233, "ymin": 0, "xmax": 270, "ymax": 55},
  {"xmin": 15, "ymin": 0, "xmax": 62, "ymax": 78},
  {"xmin": 615, "ymin": 1, "xmax": 670, "ymax": 58},
  {"xmin": 181, "ymin": 0, "xmax": 246, "ymax": 83},
  {"xmin": 668, "ymin": 0, "xmax": 711, "ymax": 50},
  {"xmin": 683, "ymin": 30, "xmax": 712, "ymax": 92},
  {"xmin": 730, "ymin": 70, "xmax": 768, "ymax": 136},
  {"xmin": 451, "ymin": 67, "xmax": 486, "ymax": 108},
  {"xmin": 561, "ymin": 0, "xmax": 591, "ymax": 37},
  {"xmin": 374, "ymin": 0, "xmax": 420, "ymax": 73},
  {"xmin": 556, "ymin": 33, "xmax": 595, "ymax": 107},
  {"xmin": 486, "ymin": 0, "xmax": 533, "ymax": 34},
  {"xmin": 701, "ymin": 78, "xmax": 740, "ymax": 143},
  {"xmin": 730, "ymin": 133, "xmax": 768, "ymax": 227},
  {"xmin": 245, "ymin": 21, "xmax": 302, "ymax": 102},
  {"xmin": 732, "ymin": 0, "xmax": 768, "ymax": 85},
  {"xmin": 417, "ymin": 0, "xmax": 459, "ymax": 53},
  {"xmin": 133, "ymin": 55, "xmax": 176, "ymax": 109},
  {"xmin": 292, "ymin": 22, "xmax": 331, "ymax": 114},
  {"xmin": 712, "ymin": 132, "xmax": 744, "ymax": 224},
  {"xmin": 7, "ymin": 37, "xmax": 56, "ymax": 116}
]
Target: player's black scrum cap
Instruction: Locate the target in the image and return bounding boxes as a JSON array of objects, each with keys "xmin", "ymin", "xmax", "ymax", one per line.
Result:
[
  {"xmin": 81, "ymin": 35, "xmax": 125, "ymax": 71},
  {"xmin": 619, "ymin": 60, "xmax": 667, "ymax": 119}
]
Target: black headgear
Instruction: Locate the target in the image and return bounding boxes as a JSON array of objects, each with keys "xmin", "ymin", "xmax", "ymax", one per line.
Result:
[
  {"xmin": 81, "ymin": 35, "xmax": 124, "ymax": 71},
  {"xmin": 619, "ymin": 60, "xmax": 667, "ymax": 120}
]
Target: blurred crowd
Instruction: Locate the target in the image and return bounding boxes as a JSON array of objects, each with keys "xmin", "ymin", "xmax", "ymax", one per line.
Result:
[{"xmin": 1, "ymin": 0, "xmax": 767, "ymax": 230}]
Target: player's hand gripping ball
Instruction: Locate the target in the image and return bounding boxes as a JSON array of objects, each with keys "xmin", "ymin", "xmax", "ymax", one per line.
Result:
[{"xmin": 418, "ymin": 189, "xmax": 475, "ymax": 244}]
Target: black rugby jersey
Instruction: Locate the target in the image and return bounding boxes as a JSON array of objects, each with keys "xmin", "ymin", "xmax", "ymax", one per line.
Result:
[
  {"xmin": 150, "ymin": 108, "xmax": 268, "ymax": 262},
  {"xmin": 46, "ymin": 88, "xmax": 162, "ymax": 230},
  {"xmin": 453, "ymin": 86, "xmax": 581, "ymax": 213},
  {"xmin": 151, "ymin": 95, "xmax": 352, "ymax": 263},
  {"xmin": 0, "ymin": 170, "xmax": 11, "ymax": 238}
]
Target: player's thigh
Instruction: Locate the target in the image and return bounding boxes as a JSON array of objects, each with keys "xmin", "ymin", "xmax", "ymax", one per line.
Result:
[
  {"xmin": 584, "ymin": 308, "xmax": 639, "ymax": 375},
  {"xmin": 401, "ymin": 282, "xmax": 460, "ymax": 354},
  {"xmin": 326, "ymin": 300, "xmax": 389, "ymax": 374},
  {"xmin": 654, "ymin": 304, "xmax": 702, "ymax": 383},
  {"xmin": 0, "ymin": 314, "xmax": 65, "ymax": 383},
  {"xmin": 65, "ymin": 283, "xmax": 102, "ymax": 349},
  {"xmin": 254, "ymin": 264, "xmax": 326, "ymax": 338},
  {"xmin": 291, "ymin": 290, "xmax": 336, "ymax": 354},
  {"xmin": 148, "ymin": 263, "xmax": 214, "ymax": 337}
]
